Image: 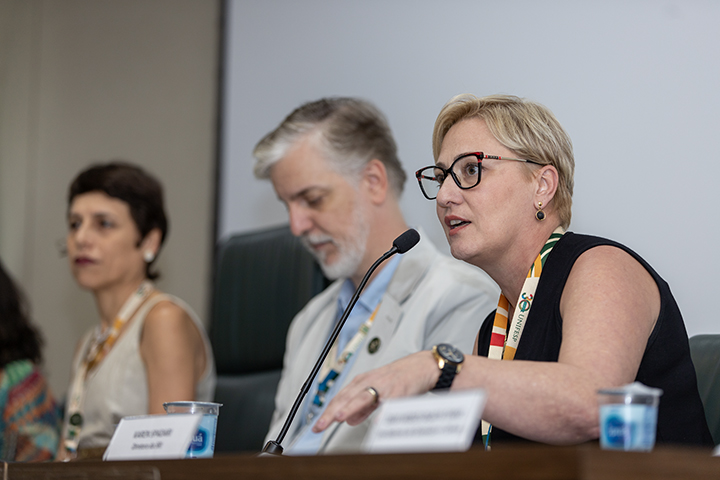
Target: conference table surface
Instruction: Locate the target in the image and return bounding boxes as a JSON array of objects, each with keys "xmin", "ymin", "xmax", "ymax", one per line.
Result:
[{"xmin": 4, "ymin": 444, "xmax": 719, "ymax": 479}]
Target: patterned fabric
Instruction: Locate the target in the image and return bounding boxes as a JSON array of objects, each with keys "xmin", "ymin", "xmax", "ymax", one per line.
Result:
[{"xmin": 0, "ymin": 359, "xmax": 60, "ymax": 461}]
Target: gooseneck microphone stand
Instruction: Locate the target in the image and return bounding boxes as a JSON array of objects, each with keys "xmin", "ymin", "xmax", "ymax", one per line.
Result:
[{"xmin": 261, "ymin": 229, "xmax": 420, "ymax": 455}]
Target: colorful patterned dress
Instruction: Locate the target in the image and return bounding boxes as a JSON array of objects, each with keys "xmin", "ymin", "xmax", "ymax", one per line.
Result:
[{"xmin": 0, "ymin": 359, "xmax": 60, "ymax": 461}]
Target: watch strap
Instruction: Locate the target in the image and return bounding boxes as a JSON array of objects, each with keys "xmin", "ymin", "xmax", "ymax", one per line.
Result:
[{"xmin": 432, "ymin": 362, "xmax": 458, "ymax": 390}]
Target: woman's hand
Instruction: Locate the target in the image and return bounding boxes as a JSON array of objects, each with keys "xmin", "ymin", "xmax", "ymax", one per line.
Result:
[{"xmin": 313, "ymin": 351, "xmax": 440, "ymax": 432}]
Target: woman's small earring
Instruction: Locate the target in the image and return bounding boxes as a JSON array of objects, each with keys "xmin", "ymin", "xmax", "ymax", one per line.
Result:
[
  {"xmin": 143, "ymin": 251, "xmax": 155, "ymax": 263},
  {"xmin": 56, "ymin": 239, "xmax": 68, "ymax": 258},
  {"xmin": 535, "ymin": 202, "xmax": 546, "ymax": 221}
]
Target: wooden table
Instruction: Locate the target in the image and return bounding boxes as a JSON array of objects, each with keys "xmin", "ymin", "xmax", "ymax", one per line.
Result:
[{"xmin": 5, "ymin": 444, "xmax": 719, "ymax": 480}]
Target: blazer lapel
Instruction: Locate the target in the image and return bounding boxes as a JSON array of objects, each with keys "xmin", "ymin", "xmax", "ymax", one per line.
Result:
[
  {"xmin": 282, "ymin": 283, "xmax": 341, "ymax": 440},
  {"xmin": 317, "ymin": 231, "xmax": 439, "ymax": 452}
]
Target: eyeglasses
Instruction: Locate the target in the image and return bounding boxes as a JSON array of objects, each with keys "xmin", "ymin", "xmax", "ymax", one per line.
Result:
[{"xmin": 415, "ymin": 152, "xmax": 542, "ymax": 200}]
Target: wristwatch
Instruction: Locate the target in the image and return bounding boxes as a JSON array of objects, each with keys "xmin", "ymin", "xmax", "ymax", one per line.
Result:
[{"xmin": 431, "ymin": 343, "xmax": 464, "ymax": 390}]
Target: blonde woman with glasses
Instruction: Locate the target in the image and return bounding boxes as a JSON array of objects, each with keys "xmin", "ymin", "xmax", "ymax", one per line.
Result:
[{"xmin": 314, "ymin": 94, "xmax": 713, "ymax": 448}]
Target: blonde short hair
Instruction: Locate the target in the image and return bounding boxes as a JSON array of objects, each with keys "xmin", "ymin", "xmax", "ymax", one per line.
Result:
[{"xmin": 433, "ymin": 94, "xmax": 574, "ymax": 228}]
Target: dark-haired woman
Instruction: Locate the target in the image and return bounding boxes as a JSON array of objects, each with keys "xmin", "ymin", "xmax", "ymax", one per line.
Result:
[
  {"xmin": 58, "ymin": 161, "xmax": 215, "ymax": 460},
  {"xmin": 0, "ymin": 260, "xmax": 60, "ymax": 461}
]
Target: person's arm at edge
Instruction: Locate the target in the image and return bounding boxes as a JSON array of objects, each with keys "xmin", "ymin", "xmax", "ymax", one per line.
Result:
[
  {"xmin": 314, "ymin": 246, "xmax": 659, "ymax": 444},
  {"xmin": 140, "ymin": 300, "xmax": 206, "ymax": 414}
]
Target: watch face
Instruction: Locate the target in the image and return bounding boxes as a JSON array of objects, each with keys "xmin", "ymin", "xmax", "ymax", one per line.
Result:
[{"xmin": 437, "ymin": 343, "xmax": 464, "ymax": 363}]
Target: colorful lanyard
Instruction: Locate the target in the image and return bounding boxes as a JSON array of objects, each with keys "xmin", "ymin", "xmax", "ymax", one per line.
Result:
[
  {"xmin": 308, "ymin": 303, "xmax": 382, "ymax": 421},
  {"xmin": 62, "ymin": 281, "xmax": 154, "ymax": 458},
  {"xmin": 481, "ymin": 227, "xmax": 565, "ymax": 449}
]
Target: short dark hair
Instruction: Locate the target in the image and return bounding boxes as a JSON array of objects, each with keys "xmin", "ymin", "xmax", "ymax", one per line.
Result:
[
  {"xmin": 0, "ymin": 260, "xmax": 42, "ymax": 367},
  {"xmin": 68, "ymin": 161, "xmax": 169, "ymax": 280}
]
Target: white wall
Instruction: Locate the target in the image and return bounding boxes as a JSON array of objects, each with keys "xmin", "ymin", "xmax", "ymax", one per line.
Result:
[{"xmin": 220, "ymin": 0, "xmax": 720, "ymax": 336}]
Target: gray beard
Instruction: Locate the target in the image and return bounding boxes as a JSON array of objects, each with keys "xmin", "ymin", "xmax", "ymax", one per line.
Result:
[{"xmin": 299, "ymin": 205, "xmax": 369, "ymax": 280}]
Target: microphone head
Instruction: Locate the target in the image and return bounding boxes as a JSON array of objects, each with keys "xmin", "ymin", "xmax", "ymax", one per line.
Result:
[{"xmin": 393, "ymin": 229, "xmax": 420, "ymax": 254}]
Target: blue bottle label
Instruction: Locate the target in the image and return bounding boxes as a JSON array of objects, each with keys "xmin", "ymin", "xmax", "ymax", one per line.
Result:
[
  {"xmin": 186, "ymin": 414, "xmax": 217, "ymax": 458},
  {"xmin": 189, "ymin": 428, "xmax": 207, "ymax": 451},
  {"xmin": 599, "ymin": 404, "xmax": 657, "ymax": 451}
]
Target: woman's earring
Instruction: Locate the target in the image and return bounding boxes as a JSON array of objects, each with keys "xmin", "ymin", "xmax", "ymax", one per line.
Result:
[
  {"xmin": 535, "ymin": 202, "xmax": 546, "ymax": 221},
  {"xmin": 56, "ymin": 239, "xmax": 68, "ymax": 258},
  {"xmin": 143, "ymin": 250, "xmax": 155, "ymax": 263}
]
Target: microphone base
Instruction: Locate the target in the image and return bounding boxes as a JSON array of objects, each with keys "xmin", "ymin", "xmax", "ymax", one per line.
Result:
[{"xmin": 260, "ymin": 441, "xmax": 284, "ymax": 456}]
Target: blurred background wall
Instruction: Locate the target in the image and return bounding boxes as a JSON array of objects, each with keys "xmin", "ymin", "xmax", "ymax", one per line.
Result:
[
  {"xmin": 0, "ymin": 0, "xmax": 220, "ymax": 397},
  {"xmin": 219, "ymin": 0, "xmax": 720, "ymax": 339},
  {"xmin": 1, "ymin": 0, "xmax": 718, "ymax": 401}
]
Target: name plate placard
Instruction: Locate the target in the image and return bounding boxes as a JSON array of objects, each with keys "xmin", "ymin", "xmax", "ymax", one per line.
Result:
[
  {"xmin": 103, "ymin": 414, "xmax": 201, "ymax": 461},
  {"xmin": 363, "ymin": 389, "xmax": 486, "ymax": 454}
]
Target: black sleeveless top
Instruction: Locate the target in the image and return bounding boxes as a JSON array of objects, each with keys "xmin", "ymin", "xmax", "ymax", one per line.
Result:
[{"xmin": 475, "ymin": 232, "xmax": 713, "ymax": 446}]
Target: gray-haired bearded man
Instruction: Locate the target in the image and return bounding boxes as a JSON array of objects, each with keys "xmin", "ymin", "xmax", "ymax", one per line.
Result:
[{"xmin": 253, "ymin": 97, "xmax": 498, "ymax": 455}]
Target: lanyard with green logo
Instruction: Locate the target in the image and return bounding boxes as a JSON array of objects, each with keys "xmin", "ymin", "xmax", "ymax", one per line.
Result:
[
  {"xmin": 308, "ymin": 303, "xmax": 381, "ymax": 422},
  {"xmin": 481, "ymin": 227, "xmax": 565, "ymax": 449}
]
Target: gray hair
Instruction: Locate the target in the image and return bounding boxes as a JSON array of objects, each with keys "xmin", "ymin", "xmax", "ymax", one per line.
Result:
[{"xmin": 253, "ymin": 97, "xmax": 406, "ymax": 197}]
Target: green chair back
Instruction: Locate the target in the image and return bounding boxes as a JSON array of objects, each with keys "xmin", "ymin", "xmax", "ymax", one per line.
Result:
[
  {"xmin": 209, "ymin": 225, "xmax": 328, "ymax": 452},
  {"xmin": 210, "ymin": 225, "xmax": 327, "ymax": 374},
  {"xmin": 689, "ymin": 334, "xmax": 720, "ymax": 445}
]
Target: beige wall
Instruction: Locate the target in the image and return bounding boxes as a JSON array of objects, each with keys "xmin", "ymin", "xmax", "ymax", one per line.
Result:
[{"xmin": 0, "ymin": 0, "xmax": 220, "ymax": 397}]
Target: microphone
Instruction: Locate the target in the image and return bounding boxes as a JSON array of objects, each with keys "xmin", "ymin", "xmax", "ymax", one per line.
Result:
[
  {"xmin": 392, "ymin": 228, "xmax": 420, "ymax": 254},
  {"xmin": 262, "ymin": 228, "xmax": 420, "ymax": 455}
]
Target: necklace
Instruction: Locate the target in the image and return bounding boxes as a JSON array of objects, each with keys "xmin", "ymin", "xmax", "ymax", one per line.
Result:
[{"xmin": 61, "ymin": 281, "xmax": 154, "ymax": 458}]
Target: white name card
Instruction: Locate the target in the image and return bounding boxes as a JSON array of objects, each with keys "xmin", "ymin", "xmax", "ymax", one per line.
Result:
[
  {"xmin": 363, "ymin": 389, "xmax": 487, "ymax": 454},
  {"xmin": 103, "ymin": 414, "xmax": 201, "ymax": 461}
]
